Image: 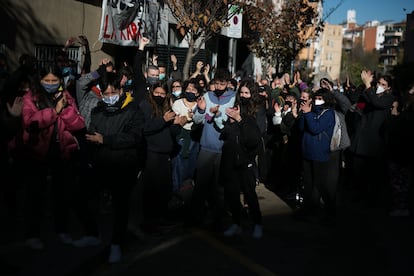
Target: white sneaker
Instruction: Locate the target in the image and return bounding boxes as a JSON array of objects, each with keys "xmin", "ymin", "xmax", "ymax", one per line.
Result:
[
  {"xmin": 252, "ymin": 224, "xmax": 263, "ymax": 239},
  {"xmin": 108, "ymin": 244, "xmax": 122, "ymax": 264},
  {"xmin": 72, "ymin": 236, "xmax": 102, "ymax": 248},
  {"xmin": 26, "ymin": 238, "xmax": 45, "ymax": 250},
  {"xmin": 223, "ymin": 224, "xmax": 242, "ymax": 237},
  {"xmin": 57, "ymin": 233, "xmax": 73, "ymax": 245}
]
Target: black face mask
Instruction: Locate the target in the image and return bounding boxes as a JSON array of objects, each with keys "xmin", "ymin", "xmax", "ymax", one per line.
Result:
[
  {"xmin": 153, "ymin": 95, "xmax": 165, "ymax": 106},
  {"xmin": 214, "ymin": 88, "xmax": 226, "ymax": 97},
  {"xmin": 240, "ymin": 97, "xmax": 251, "ymax": 106},
  {"xmin": 183, "ymin": 92, "xmax": 198, "ymax": 102}
]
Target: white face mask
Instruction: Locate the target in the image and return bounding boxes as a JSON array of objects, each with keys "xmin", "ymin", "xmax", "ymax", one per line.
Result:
[
  {"xmin": 376, "ymin": 86, "xmax": 385, "ymax": 94},
  {"xmin": 102, "ymin": 94, "xmax": 119, "ymax": 105},
  {"xmin": 314, "ymin": 99, "xmax": 325, "ymax": 106}
]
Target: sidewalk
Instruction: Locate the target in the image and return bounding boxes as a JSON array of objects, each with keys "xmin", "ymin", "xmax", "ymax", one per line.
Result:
[
  {"xmin": 0, "ymin": 183, "xmax": 290, "ymax": 276},
  {"xmin": 1, "ymin": 183, "xmax": 413, "ymax": 276}
]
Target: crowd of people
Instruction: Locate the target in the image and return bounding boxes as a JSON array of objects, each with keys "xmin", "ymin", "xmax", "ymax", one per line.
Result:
[{"xmin": 1, "ymin": 35, "xmax": 414, "ymax": 264}]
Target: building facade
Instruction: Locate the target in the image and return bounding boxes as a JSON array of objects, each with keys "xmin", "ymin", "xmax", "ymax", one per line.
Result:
[{"xmin": 313, "ymin": 23, "xmax": 343, "ymax": 82}]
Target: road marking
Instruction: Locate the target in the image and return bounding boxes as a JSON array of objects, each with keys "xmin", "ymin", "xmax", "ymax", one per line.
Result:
[
  {"xmin": 191, "ymin": 228, "xmax": 279, "ymax": 276},
  {"xmin": 128, "ymin": 234, "xmax": 190, "ymax": 264}
]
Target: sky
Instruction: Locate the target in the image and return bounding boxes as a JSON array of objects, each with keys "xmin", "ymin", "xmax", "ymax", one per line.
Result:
[{"xmin": 324, "ymin": 0, "xmax": 414, "ymax": 25}]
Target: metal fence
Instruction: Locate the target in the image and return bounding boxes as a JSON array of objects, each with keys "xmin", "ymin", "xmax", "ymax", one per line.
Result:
[{"xmin": 34, "ymin": 44, "xmax": 82, "ymax": 73}]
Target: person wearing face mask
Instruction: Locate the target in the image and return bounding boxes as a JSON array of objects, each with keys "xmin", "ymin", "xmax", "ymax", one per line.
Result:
[
  {"xmin": 118, "ymin": 64, "xmax": 134, "ymax": 94},
  {"xmin": 294, "ymin": 88, "xmax": 338, "ymax": 225},
  {"xmin": 190, "ymin": 68, "xmax": 236, "ymax": 230},
  {"xmin": 170, "ymin": 79, "xmax": 183, "ymax": 102},
  {"xmin": 21, "ymin": 66, "xmax": 86, "ymax": 250},
  {"xmin": 171, "ymin": 79, "xmax": 202, "ymax": 192},
  {"xmin": 219, "ymin": 81, "xmax": 263, "ymax": 239},
  {"xmin": 138, "ymin": 82, "xmax": 187, "ymax": 233},
  {"xmin": 271, "ymin": 93, "xmax": 302, "ymax": 196},
  {"xmin": 347, "ymin": 71, "xmax": 395, "ymax": 207},
  {"xmin": 132, "ymin": 36, "xmax": 160, "ymax": 104},
  {"xmin": 76, "ymin": 58, "xmax": 114, "ymax": 129},
  {"xmin": 86, "ymin": 71, "xmax": 145, "ymax": 263}
]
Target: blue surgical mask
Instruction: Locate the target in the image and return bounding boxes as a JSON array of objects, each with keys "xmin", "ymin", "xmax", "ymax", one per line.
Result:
[
  {"xmin": 123, "ymin": 79, "xmax": 133, "ymax": 91},
  {"xmin": 62, "ymin": 67, "xmax": 73, "ymax": 76},
  {"xmin": 42, "ymin": 83, "xmax": 60, "ymax": 94},
  {"xmin": 102, "ymin": 94, "xmax": 119, "ymax": 105},
  {"xmin": 159, "ymin": 73, "xmax": 166, "ymax": 81},
  {"xmin": 172, "ymin": 90, "xmax": 182, "ymax": 97}
]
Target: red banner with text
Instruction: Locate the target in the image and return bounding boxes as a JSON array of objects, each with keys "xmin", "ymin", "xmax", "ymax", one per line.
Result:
[{"xmin": 99, "ymin": 0, "xmax": 145, "ymax": 46}]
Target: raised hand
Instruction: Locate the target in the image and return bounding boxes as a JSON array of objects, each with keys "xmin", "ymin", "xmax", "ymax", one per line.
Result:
[
  {"xmin": 55, "ymin": 93, "xmax": 67, "ymax": 114},
  {"xmin": 163, "ymin": 110, "xmax": 176, "ymax": 122},
  {"xmin": 196, "ymin": 96, "xmax": 206, "ymax": 111},
  {"xmin": 273, "ymin": 101, "xmax": 281, "ymax": 113},
  {"xmin": 139, "ymin": 37, "xmax": 150, "ymax": 50},
  {"xmin": 361, "ymin": 70, "xmax": 373, "ymax": 88},
  {"xmin": 225, "ymin": 105, "xmax": 241, "ymax": 122},
  {"xmin": 170, "ymin": 54, "xmax": 177, "ymax": 65},
  {"xmin": 6, "ymin": 97, "xmax": 23, "ymax": 117},
  {"xmin": 78, "ymin": 35, "xmax": 89, "ymax": 46},
  {"xmin": 210, "ymin": 105, "xmax": 220, "ymax": 115},
  {"xmin": 174, "ymin": 115, "xmax": 187, "ymax": 126}
]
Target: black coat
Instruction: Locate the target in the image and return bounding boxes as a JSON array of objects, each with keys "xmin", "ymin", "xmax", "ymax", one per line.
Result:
[
  {"xmin": 139, "ymin": 99, "xmax": 180, "ymax": 154},
  {"xmin": 349, "ymin": 88, "xmax": 394, "ymax": 157},
  {"xmin": 89, "ymin": 94, "xmax": 145, "ymax": 170},
  {"xmin": 220, "ymin": 116, "xmax": 261, "ymax": 169}
]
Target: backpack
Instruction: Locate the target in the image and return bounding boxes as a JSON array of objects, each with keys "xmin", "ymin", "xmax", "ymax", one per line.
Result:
[
  {"xmin": 330, "ymin": 110, "xmax": 351, "ymax": 151},
  {"xmin": 319, "ymin": 109, "xmax": 351, "ymax": 152}
]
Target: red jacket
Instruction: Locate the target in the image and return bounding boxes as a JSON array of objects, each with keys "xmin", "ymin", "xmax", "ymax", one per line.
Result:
[{"xmin": 22, "ymin": 90, "xmax": 85, "ymax": 160}]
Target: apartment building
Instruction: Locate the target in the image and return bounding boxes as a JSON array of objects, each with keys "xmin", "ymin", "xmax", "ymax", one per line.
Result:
[
  {"xmin": 375, "ymin": 21, "xmax": 405, "ymax": 74},
  {"xmin": 313, "ymin": 23, "xmax": 343, "ymax": 82}
]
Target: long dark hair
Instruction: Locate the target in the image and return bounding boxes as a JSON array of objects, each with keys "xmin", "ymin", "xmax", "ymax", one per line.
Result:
[
  {"xmin": 30, "ymin": 65, "xmax": 63, "ymax": 110},
  {"xmin": 148, "ymin": 82, "xmax": 170, "ymax": 117},
  {"xmin": 236, "ymin": 79, "xmax": 260, "ymax": 117}
]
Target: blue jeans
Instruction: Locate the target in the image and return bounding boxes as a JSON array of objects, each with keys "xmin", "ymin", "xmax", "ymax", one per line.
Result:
[{"xmin": 172, "ymin": 139, "xmax": 199, "ymax": 192}]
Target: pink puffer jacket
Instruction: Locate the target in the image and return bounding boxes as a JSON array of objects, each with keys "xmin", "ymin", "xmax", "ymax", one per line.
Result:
[{"xmin": 22, "ymin": 90, "xmax": 85, "ymax": 160}]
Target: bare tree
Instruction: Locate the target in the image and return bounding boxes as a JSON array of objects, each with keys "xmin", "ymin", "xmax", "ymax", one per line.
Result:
[
  {"xmin": 165, "ymin": 0, "xmax": 241, "ymax": 80},
  {"xmin": 245, "ymin": 0, "xmax": 322, "ymax": 73}
]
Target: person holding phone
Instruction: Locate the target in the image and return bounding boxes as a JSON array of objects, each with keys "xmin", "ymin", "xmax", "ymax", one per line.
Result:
[{"xmin": 295, "ymin": 88, "xmax": 337, "ymax": 225}]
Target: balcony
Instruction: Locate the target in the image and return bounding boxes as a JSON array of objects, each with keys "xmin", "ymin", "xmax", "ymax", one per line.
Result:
[
  {"xmin": 382, "ymin": 40, "xmax": 400, "ymax": 47},
  {"xmin": 384, "ymin": 31, "xmax": 403, "ymax": 37},
  {"xmin": 380, "ymin": 51, "xmax": 398, "ymax": 57}
]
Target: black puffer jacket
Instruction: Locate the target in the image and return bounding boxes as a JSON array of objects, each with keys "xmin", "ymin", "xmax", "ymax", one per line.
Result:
[
  {"xmin": 89, "ymin": 93, "xmax": 145, "ymax": 170},
  {"xmin": 220, "ymin": 115, "xmax": 261, "ymax": 169}
]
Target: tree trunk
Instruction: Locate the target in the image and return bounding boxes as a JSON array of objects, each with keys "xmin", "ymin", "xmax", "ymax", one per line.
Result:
[{"xmin": 183, "ymin": 38, "xmax": 195, "ymax": 81}]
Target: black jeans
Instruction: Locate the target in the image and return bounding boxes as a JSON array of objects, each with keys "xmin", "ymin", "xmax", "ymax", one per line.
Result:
[
  {"xmin": 222, "ymin": 164, "xmax": 262, "ymax": 226},
  {"xmin": 141, "ymin": 151, "xmax": 172, "ymax": 223},
  {"xmin": 302, "ymin": 151, "xmax": 340, "ymax": 218}
]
